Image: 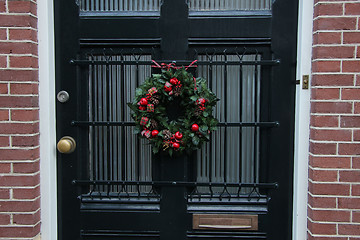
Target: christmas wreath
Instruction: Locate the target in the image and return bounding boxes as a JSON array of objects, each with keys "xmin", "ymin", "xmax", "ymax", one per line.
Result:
[{"xmin": 127, "ymin": 61, "xmax": 219, "ymax": 156}]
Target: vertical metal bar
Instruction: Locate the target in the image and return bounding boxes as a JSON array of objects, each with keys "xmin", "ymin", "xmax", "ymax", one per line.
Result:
[
  {"xmin": 121, "ymin": 56, "xmax": 126, "ymax": 182},
  {"xmin": 253, "ymin": 55, "xmax": 258, "ymax": 183},
  {"xmin": 111, "ymin": 64, "xmax": 116, "ymax": 190},
  {"xmin": 135, "ymin": 60, "xmax": 140, "ymax": 183},
  {"xmin": 208, "ymin": 56, "xmax": 213, "ymax": 183},
  {"xmin": 239, "ymin": 62, "xmax": 243, "ymax": 183},
  {"xmin": 90, "ymin": 61, "xmax": 95, "ymax": 184},
  {"xmin": 223, "ymin": 53, "xmax": 227, "ymax": 183}
]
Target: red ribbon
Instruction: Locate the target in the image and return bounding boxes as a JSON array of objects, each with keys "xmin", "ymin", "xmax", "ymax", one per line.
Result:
[
  {"xmin": 151, "ymin": 60, "xmax": 198, "ymax": 70},
  {"xmin": 152, "ymin": 60, "xmax": 198, "ymax": 91}
]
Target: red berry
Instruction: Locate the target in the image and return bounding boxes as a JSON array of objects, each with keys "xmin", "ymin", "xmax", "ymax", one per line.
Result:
[
  {"xmin": 170, "ymin": 78, "xmax": 178, "ymax": 85},
  {"xmin": 175, "ymin": 131, "xmax": 183, "ymax": 140},
  {"xmin": 173, "ymin": 142, "xmax": 180, "ymax": 149},
  {"xmin": 151, "ymin": 130, "xmax": 159, "ymax": 137},
  {"xmin": 139, "ymin": 106, "xmax": 146, "ymax": 111},
  {"xmin": 140, "ymin": 98, "xmax": 148, "ymax": 105},
  {"xmin": 191, "ymin": 124, "xmax": 199, "ymax": 132}
]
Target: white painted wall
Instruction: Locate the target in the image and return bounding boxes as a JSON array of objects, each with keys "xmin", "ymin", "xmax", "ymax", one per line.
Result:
[
  {"xmin": 293, "ymin": 0, "xmax": 313, "ymax": 239},
  {"xmin": 37, "ymin": 0, "xmax": 312, "ymax": 239},
  {"xmin": 38, "ymin": 0, "xmax": 57, "ymax": 238}
]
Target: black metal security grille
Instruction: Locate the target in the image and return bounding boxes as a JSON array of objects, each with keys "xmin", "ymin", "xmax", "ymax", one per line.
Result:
[{"xmin": 71, "ymin": 48, "xmax": 279, "ymax": 199}]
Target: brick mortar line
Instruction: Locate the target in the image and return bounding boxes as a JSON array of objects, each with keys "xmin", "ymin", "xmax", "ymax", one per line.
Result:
[
  {"xmin": 314, "ymin": 29, "xmax": 360, "ymax": 33},
  {"xmin": 311, "ymin": 86, "xmax": 360, "ymax": 89},
  {"xmin": 0, "ymin": 171, "xmax": 41, "ymax": 176},
  {"xmin": 0, "ymin": 135, "xmax": 40, "ymax": 138},
  {"xmin": 312, "ymin": 58, "xmax": 360, "ymax": 61},
  {"xmin": 314, "ymin": 1, "xmax": 360, "ymax": 5},
  {"xmin": 309, "ymin": 206, "xmax": 352, "ymax": 211},
  {"xmin": 0, "ymin": 159, "xmax": 40, "ymax": 163},
  {"xmin": 0, "ymin": 26, "xmax": 38, "ymax": 30},
  {"xmin": 0, "ymin": 68, "xmax": 39, "ymax": 71},
  {"xmin": 0, "ymin": 146, "xmax": 40, "ymax": 150},
  {"xmin": 309, "ymin": 152, "xmax": 358, "ymax": 157},
  {"xmin": 312, "ymin": 72, "xmax": 356, "ymax": 75},
  {"xmin": 310, "ymin": 168, "xmax": 358, "ymax": 171},
  {"xmin": 307, "ymin": 193, "xmax": 356, "ymax": 199},
  {"xmin": 0, "ymin": 108, "xmax": 40, "ymax": 110},
  {"xmin": 0, "ymin": 95, "xmax": 39, "ymax": 98},
  {"xmin": 0, "ymin": 54, "xmax": 39, "ymax": 58},
  {"xmin": 309, "ymin": 181, "xmax": 358, "ymax": 185},
  {"xmin": 0, "ymin": 82, "xmax": 39, "ymax": 84},
  {"xmin": 0, "ymin": 196, "xmax": 40, "ymax": 202},
  {"xmin": 310, "ymin": 113, "xmax": 360, "ymax": 116},
  {"xmin": 0, "ymin": 83, "xmax": 40, "ymax": 86},
  {"xmin": 310, "ymin": 99, "xmax": 359, "ymax": 102},
  {"xmin": 310, "ymin": 139, "xmax": 360, "ymax": 143},
  {"xmin": 0, "ymin": 222, "xmax": 41, "ymax": 228},
  {"xmin": 0, "ymin": 120, "xmax": 40, "ymax": 123},
  {"xmin": 0, "ymin": 40, "xmax": 38, "ymax": 44},
  {"xmin": 310, "ymin": 234, "xmax": 360, "ymax": 238},
  {"xmin": 310, "ymin": 126, "xmax": 360, "ymax": 130},
  {"xmin": 309, "ymin": 178, "xmax": 350, "ymax": 183},
  {"xmin": 0, "ymin": 184, "xmax": 41, "ymax": 189},
  {"xmin": 0, "ymin": 222, "xmax": 42, "ymax": 228},
  {"xmin": 313, "ymin": 15, "xmax": 360, "ymax": 20},
  {"xmin": 308, "ymin": 219, "xmax": 356, "ymax": 225},
  {"xmin": 312, "ymin": 58, "xmax": 358, "ymax": 60},
  {"xmin": 0, "ymin": 211, "xmax": 40, "ymax": 215},
  {"xmin": 309, "ymin": 166, "xmax": 358, "ymax": 171},
  {"xmin": 0, "ymin": 12, "xmax": 38, "ymax": 18}
]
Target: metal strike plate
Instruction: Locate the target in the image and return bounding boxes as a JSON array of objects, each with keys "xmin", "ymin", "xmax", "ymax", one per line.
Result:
[
  {"xmin": 193, "ymin": 214, "xmax": 258, "ymax": 231},
  {"xmin": 302, "ymin": 75, "xmax": 309, "ymax": 89},
  {"xmin": 57, "ymin": 90, "xmax": 70, "ymax": 103}
]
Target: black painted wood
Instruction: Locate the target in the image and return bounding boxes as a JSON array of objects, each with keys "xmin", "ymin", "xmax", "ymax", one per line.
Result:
[{"xmin": 54, "ymin": 0, "xmax": 298, "ymax": 239}]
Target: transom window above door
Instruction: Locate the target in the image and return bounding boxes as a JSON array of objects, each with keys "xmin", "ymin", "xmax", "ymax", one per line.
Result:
[{"xmin": 79, "ymin": 0, "xmax": 273, "ymax": 14}]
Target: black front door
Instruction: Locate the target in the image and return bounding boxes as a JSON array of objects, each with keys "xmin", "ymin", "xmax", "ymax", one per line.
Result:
[{"xmin": 55, "ymin": 1, "xmax": 298, "ymax": 239}]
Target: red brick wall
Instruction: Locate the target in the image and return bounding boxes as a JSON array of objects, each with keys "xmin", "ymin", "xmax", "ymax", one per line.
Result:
[
  {"xmin": 309, "ymin": 0, "xmax": 360, "ymax": 239},
  {"xmin": 0, "ymin": 0, "xmax": 40, "ymax": 238}
]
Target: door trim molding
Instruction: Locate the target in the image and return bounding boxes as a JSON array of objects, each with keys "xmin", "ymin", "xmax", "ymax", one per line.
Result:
[
  {"xmin": 293, "ymin": 0, "xmax": 313, "ymax": 239},
  {"xmin": 38, "ymin": 0, "xmax": 57, "ymax": 239}
]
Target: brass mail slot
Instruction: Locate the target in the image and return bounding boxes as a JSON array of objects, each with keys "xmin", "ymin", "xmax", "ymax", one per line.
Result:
[{"xmin": 193, "ymin": 214, "xmax": 258, "ymax": 231}]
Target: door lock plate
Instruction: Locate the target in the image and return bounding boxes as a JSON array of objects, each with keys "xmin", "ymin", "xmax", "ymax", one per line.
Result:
[{"xmin": 302, "ymin": 75, "xmax": 309, "ymax": 89}]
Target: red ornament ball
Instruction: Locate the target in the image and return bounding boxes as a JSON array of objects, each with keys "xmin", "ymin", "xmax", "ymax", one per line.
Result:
[
  {"xmin": 191, "ymin": 124, "xmax": 199, "ymax": 132},
  {"xmin": 175, "ymin": 131, "xmax": 183, "ymax": 140},
  {"xmin": 164, "ymin": 85, "xmax": 172, "ymax": 92},
  {"xmin": 172, "ymin": 142, "xmax": 180, "ymax": 149},
  {"xmin": 170, "ymin": 78, "xmax": 178, "ymax": 85},
  {"xmin": 151, "ymin": 130, "xmax": 159, "ymax": 137},
  {"xmin": 140, "ymin": 98, "xmax": 148, "ymax": 105},
  {"xmin": 139, "ymin": 106, "xmax": 146, "ymax": 111},
  {"xmin": 197, "ymin": 98, "xmax": 206, "ymax": 104}
]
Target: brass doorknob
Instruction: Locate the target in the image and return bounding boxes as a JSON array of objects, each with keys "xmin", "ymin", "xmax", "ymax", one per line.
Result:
[{"xmin": 57, "ymin": 136, "xmax": 76, "ymax": 154}]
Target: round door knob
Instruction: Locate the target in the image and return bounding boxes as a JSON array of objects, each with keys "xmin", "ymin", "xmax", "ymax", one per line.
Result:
[{"xmin": 57, "ymin": 136, "xmax": 76, "ymax": 154}]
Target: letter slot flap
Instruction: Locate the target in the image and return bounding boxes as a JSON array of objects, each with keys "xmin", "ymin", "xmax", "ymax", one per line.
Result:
[{"xmin": 193, "ymin": 214, "xmax": 258, "ymax": 231}]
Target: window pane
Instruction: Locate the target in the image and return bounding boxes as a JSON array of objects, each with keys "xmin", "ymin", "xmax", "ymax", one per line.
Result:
[
  {"xmin": 188, "ymin": 0, "xmax": 272, "ymax": 11},
  {"xmin": 88, "ymin": 54, "xmax": 153, "ymax": 193},
  {"xmin": 80, "ymin": 0, "xmax": 161, "ymax": 12},
  {"xmin": 196, "ymin": 54, "xmax": 261, "ymax": 194}
]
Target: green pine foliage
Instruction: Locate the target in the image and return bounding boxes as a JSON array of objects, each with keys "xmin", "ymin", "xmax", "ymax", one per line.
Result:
[{"xmin": 127, "ymin": 67, "xmax": 219, "ymax": 156}]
